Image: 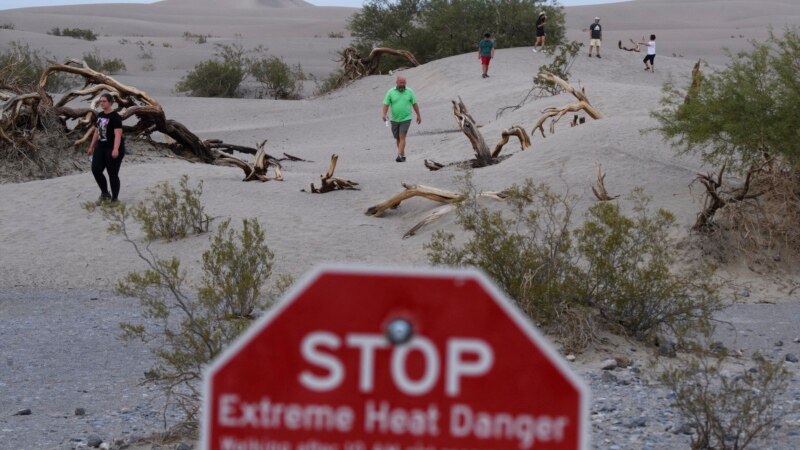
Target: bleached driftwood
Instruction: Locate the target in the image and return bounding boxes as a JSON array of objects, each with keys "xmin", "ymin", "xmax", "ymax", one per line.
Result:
[
  {"xmin": 453, "ymin": 97, "xmax": 493, "ymax": 166},
  {"xmin": 492, "ymin": 125, "xmax": 531, "ymax": 158},
  {"xmin": 215, "ymin": 140, "xmax": 284, "ymax": 182},
  {"xmin": 532, "ymin": 72, "xmax": 604, "ymax": 138},
  {"xmin": 310, "ymin": 154, "xmax": 359, "ymax": 193},
  {"xmin": 591, "ymin": 163, "xmax": 619, "ymax": 201}
]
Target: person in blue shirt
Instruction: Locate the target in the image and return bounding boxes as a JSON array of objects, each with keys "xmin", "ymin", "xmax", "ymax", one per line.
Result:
[{"xmin": 478, "ymin": 32, "xmax": 495, "ymax": 79}]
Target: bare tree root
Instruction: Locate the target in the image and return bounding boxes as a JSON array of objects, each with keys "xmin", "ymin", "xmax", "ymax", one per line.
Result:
[
  {"xmin": 214, "ymin": 140, "xmax": 284, "ymax": 182},
  {"xmin": 532, "ymin": 72, "xmax": 604, "ymax": 138},
  {"xmin": 2, "ymin": 59, "xmax": 270, "ymax": 181},
  {"xmin": 591, "ymin": 163, "xmax": 619, "ymax": 201},
  {"xmin": 693, "ymin": 162, "xmax": 770, "ymax": 231},
  {"xmin": 309, "ymin": 154, "xmax": 359, "ymax": 193},
  {"xmin": 332, "ymin": 47, "xmax": 420, "ymax": 88}
]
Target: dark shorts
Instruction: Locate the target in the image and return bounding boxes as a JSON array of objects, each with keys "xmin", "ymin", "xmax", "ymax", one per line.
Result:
[
  {"xmin": 536, "ymin": 28, "xmax": 546, "ymax": 37},
  {"xmin": 644, "ymin": 54, "xmax": 656, "ymax": 64},
  {"xmin": 480, "ymin": 56, "xmax": 491, "ymax": 65},
  {"xmin": 391, "ymin": 120, "xmax": 411, "ymax": 139}
]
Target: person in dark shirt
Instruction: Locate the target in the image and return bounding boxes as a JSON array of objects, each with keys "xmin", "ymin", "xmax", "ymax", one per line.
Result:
[
  {"xmin": 533, "ymin": 12, "xmax": 546, "ymax": 53},
  {"xmin": 589, "ymin": 17, "xmax": 602, "ymax": 58},
  {"xmin": 478, "ymin": 32, "xmax": 495, "ymax": 79},
  {"xmin": 87, "ymin": 93, "xmax": 125, "ymax": 202}
]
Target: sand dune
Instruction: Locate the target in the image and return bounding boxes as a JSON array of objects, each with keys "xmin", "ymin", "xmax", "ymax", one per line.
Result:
[{"xmin": 1, "ymin": 0, "xmax": 798, "ymax": 293}]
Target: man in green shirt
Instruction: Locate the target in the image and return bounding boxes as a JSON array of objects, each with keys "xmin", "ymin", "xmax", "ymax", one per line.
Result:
[{"xmin": 381, "ymin": 76, "xmax": 422, "ymax": 162}]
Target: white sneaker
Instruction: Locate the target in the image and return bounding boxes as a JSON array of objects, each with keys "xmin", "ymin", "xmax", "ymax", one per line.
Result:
[{"xmin": 532, "ymin": 48, "xmax": 537, "ymax": 53}]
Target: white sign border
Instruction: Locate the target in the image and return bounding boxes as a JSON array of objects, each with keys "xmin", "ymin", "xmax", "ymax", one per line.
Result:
[{"xmin": 201, "ymin": 263, "xmax": 591, "ymax": 450}]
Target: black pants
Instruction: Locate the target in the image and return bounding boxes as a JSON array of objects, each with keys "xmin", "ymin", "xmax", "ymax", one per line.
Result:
[{"xmin": 92, "ymin": 147, "xmax": 125, "ymax": 200}]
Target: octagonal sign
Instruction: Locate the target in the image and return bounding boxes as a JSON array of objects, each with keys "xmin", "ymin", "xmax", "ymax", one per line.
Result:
[{"xmin": 203, "ymin": 265, "xmax": 589, "ymax": 449}]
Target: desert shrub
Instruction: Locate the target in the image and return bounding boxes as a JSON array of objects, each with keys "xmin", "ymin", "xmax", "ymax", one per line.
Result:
[
  {"xmin": 182, "ymin": 31, "xmax": 209, "ymax": 44},
  {"xmin": 651, "ymin": 27, "xmax": 800, "ymax": 260},
  {"xmin": 175, "ymin": 43, "xmax": 253, "ymax": 98},
  {"xmin": 162, "ymin": 42, "xmax": 172, "ymax": 48},
  {"xmin": 250, "ymin": 56, "xmax": 305, "ymax": 99},
  {"xmin": 328, "ymin": 31, "xmax": 345, "ymax": 38},
  {"xmin": 427, "ymin": 176, "xmax": 721, "ymax": 351},
  {"xmin": 48, "ymin": 27, "xmax": 97, "ymax": 41},
  {"xmin": 137, "ymin": 44, "xmax": 153, "ymax": 60},
  {"xmin": 0, "ymin": 41, "xmax": 78, "ymax": 92},
  {"xmin": 349, "ymin": 0, "xmax": 565, "ymax": 65},
  {"xmin": 82, "ymin": 175, "xmax": 212, "ymax": 241},
  {"xmin": 141, "ymin": 62, "xmax": 156, "ymax": 72},
  {"xmin": 574, "ymin": 191, "xmax": 721, "ymax": 341},
  {"xmin": 1, "ymin": 23, "xmax": 14, "ymax": 30},
  {"xmin": 661, "ymin": 350, "xmax": 792, "ymax": 450},
  {"xmin": 314, "ymin": 69, "xmax": 346, "ymax": 96},
  {"xmin": 115, "ymin": 216, "xmax": 286, "ymax": 425},
  {"xmin": 82, "ymin": 49, "xmax": 126, "ymax": 74},
  {"xmin": 534, "ymin": 40, "xmax": 583, "ymax": 95},
  {"xmin": 132, "ymin": 175, "xmax": 212, "ymax": 241}
]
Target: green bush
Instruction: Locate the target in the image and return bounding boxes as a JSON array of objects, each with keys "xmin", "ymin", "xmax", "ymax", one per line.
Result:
[
  {"xmin": 0, "ymin": 23, "xmax": 14, "ymax": 30},
  {"xmin": 250, "ymin": 56, "xmax": 305, "ymax": 99},
  {"xmin": 48, "ymin": 27, "xmax": 97, "ymax": 41},
  {"xmin": 349, "ymin": 0, "xmax": 565, "ymax": 65},
  {"xmin": 574, "ymin": 190, "xmax": 720, "ymax": 341},
  {"xmin": 534, "ymin": 40, "xmax": 583, "ymax": 95},
  {"xmin": 652, "ymin": 27, "xmax": 800, "ymax": 170},
  {"xmin": 426, "ymin": 176, "xmax": 721, "ymax": 351},
  {"xmin": 0, "ymin": 41, "xmax": 78, "ymax": 92},
  {"xmin": 84, "ymin": 175, "xmax": 212, "ymax": 241},
  {"xmin": 661, "ymin": 350, "xmax": 791, "ymax": 450},
  {"xmin": 117, "ymin": 217, "xmax": 285, "ymax": 424},
  {"xmin": 314, "ymin": 69, "xmax": 346, "ymax": 96},
  {"xmin": 132, "ymin": 175, "xmax": 212, "ymax": 241},
  {"xmin": 175, "ymin": 43, "xmax": 253, "ymax": 98},
  {"xmin": 175, "ymin": 59, "xmax": 243, "ymax": 97},
  {"xmin": 82, "ymin": 49, "xmax": 126, "ymax": 74}
]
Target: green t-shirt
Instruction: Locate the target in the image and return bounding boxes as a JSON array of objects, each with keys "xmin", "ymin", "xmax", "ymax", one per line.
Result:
[
  {"xmin": 382, "ymin": 87, "xmax": 417, "ymax": 122},
  {"xmin": 479, "ymin": 38, "xmax": 494, "ymax": 57}
]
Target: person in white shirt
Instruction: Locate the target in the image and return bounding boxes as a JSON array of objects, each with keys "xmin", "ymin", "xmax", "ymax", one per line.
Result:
[{"xmin": 640, "ymin": 34, "xmax": 657, "ymax": 72}]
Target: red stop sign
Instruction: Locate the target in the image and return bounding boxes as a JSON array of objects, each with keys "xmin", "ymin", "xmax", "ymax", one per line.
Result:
[{"xmin": 203, "ymin": 266, "xmax": 589, "ymax": 449}]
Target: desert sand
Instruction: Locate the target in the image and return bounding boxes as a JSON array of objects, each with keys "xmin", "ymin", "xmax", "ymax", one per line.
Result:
[{"xmin": 1, "ymin": 0, "xmax": 800, "ymax": 448}]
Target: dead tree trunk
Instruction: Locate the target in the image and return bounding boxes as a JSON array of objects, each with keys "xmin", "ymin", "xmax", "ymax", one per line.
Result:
[
  {"xmin": 684, "ymin": 59, "xmax": 703, "ymax": 105},
  {"xmin": 2, "ymin": 59, "xmax": 257, "ymax": 168},
  {"xmin": 334, "ymin": 47, "xmax": 420, "ymax": 88},
  {"xmin": 452, "ymin": 97, "xmax": 493, "ymax": 166},
  {"xmin": 310, "ymin": 154, "xmax": 359, "ymax": 193}
]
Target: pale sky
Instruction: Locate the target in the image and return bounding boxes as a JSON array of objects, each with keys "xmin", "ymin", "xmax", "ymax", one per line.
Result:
[{"xmin": 0, "ymin": 0, "xmax": 625, "ymax": 11}]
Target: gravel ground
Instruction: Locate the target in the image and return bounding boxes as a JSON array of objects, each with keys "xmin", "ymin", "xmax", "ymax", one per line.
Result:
[{"xmin": 1, "ymin": 288, "xmax": 798, "ymax": 450}]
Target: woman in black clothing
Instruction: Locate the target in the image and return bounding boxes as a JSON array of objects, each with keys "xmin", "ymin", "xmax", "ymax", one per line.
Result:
[
  {"xmin": 87, "ymin": 93, "xmax": 125, "ymax": 202},
  {"xmin": 533, "ymin": 11, "xmax": 546, "ymax": 52}
]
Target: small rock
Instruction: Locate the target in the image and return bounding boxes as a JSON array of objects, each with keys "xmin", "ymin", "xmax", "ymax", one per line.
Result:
[
  {"xmin": 600, "ymin": 358, "xmax": 618, "ymax": 370},
  {"xmin": 175, "ymin": 443, "xmax": 193, "ymax": 450},
  {"xmin": 75, "ymin": 407, "xmax": 86, "ymax": 416},
  {"xmin": 601, "ymin": 371, "xmax": 618, "ymax": 383},
  {"xmin": 565, "ymin": 354, "xmax": 576, "ymax": 362},
  {"xmin": 614, "ymin": 356, "xmax": 632, "ymax": 368},
  {"xmin": 775, "ymin": 340, "xmax": 784, "ymax": 347},
  {"xmin": 711, "ymin": 341, "xmax": 728, "ymax": 355},
  {"xmin": 658, "ymin": 340, "xmax": 677, "ymax": 358},
  {"xmin": 87, "ymin": 434, "xmax": 102, "ymax": 448},
  {"xmin": 794, "ymin": 337, "xmax": 800, "ymax": 343},
  {"xmin": 13, "ymin": 408, "xmax": 31, "ymax": 416},
  {"xmin": 748, "ymin": 367, "xmax": 758, "ymax": 373},
  {"xmin": 786, "ymin": 353, "xmax": 799, "ymax": 363},
  {"xmin": 629, "ymin": 417, "xmax": 647, "ymax": 428},
  {"xmin": 740, "ymin": 289, "xmax": 750, "ymax": 298}
]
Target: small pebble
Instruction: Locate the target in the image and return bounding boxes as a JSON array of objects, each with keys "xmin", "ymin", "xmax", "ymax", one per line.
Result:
[
  {"xmin": 786, "ymin": 353, "xmax": 799, "ymax": 363},
  {"xmin": 75, "ymin": 408, "xmax": 86, "ymax": 416},
  {"xmin": 13, "ymin": 408, "xmax": 31, "ymax": 416},
  {"xmin": 601, "ymin": 358, "xmax": 618, "ymax": 370}
]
